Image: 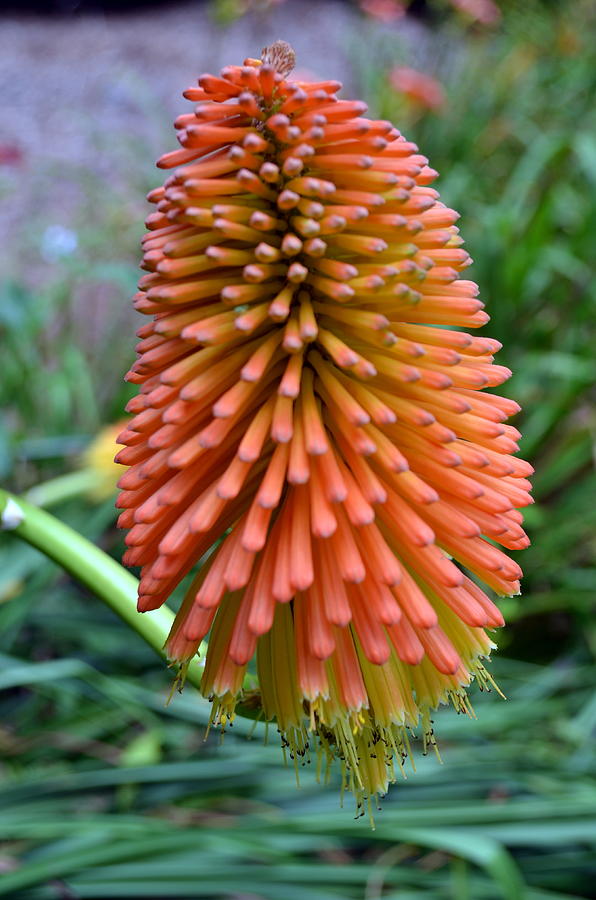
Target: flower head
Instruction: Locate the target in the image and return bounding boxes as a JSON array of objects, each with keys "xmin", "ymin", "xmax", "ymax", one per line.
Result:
[{"xmin": 116, "ymin": 42, "xmax": 532, "ymax": 814}]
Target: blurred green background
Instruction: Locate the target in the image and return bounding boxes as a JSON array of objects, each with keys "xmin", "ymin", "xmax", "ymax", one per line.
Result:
[{"xmin": 1, "ymin": 0, "xmax": 595, "ymax": 897}]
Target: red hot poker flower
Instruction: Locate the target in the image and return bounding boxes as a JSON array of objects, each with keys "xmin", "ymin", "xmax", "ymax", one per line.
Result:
[{"xmin": 116, "ymin": 42, "xmax": 532, "ymax": 815}]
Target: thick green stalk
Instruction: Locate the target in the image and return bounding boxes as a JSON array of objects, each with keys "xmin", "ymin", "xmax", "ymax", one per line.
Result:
[{"xmin": 0, "ymin": 489, "xmax": 203, "ymax": 691}]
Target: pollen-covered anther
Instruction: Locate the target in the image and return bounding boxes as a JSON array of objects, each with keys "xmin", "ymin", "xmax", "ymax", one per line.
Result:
[{"xmin": 117, "ymin": 42, "xmax": 532, "ymax": 815}]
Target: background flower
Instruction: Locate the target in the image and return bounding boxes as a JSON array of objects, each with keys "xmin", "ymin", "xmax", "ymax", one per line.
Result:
[
  {"xmin": 389, "ymin": 66, "xmax": 446, "ymax": 112},
  {"xmin": 359, "ymin": 0, "xmax": 407, "ymax": 23}
]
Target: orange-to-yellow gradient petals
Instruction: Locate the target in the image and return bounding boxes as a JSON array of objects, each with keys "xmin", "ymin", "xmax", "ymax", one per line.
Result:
[{"xmin": 117, "ymin": 42, "xmax": 532, "ymax": 815}]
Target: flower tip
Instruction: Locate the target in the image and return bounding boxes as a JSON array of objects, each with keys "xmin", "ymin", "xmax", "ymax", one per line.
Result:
[{"xmin": 261, "ymin": 40, "xmax": 296, "ymax": 78}]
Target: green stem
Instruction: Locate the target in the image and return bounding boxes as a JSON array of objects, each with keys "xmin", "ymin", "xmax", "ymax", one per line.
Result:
[
  {"xmin": 0, "ymin": 489, "xmax": 203, "ymax": 691},
  {"xmin": 23, "ymin": 469, "xmax": 101, "ymax": 508}
]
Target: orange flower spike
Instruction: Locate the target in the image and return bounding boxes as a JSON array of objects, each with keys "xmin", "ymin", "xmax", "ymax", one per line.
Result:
[{"xmin": 117, "ymin": 41, "xmax": 532, "ymax": 817}]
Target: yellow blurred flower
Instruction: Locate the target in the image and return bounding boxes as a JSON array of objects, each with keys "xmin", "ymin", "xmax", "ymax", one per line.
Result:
[{"xmin": 81, "ymin": 421, "xmax": 128, "ymax": 500}]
